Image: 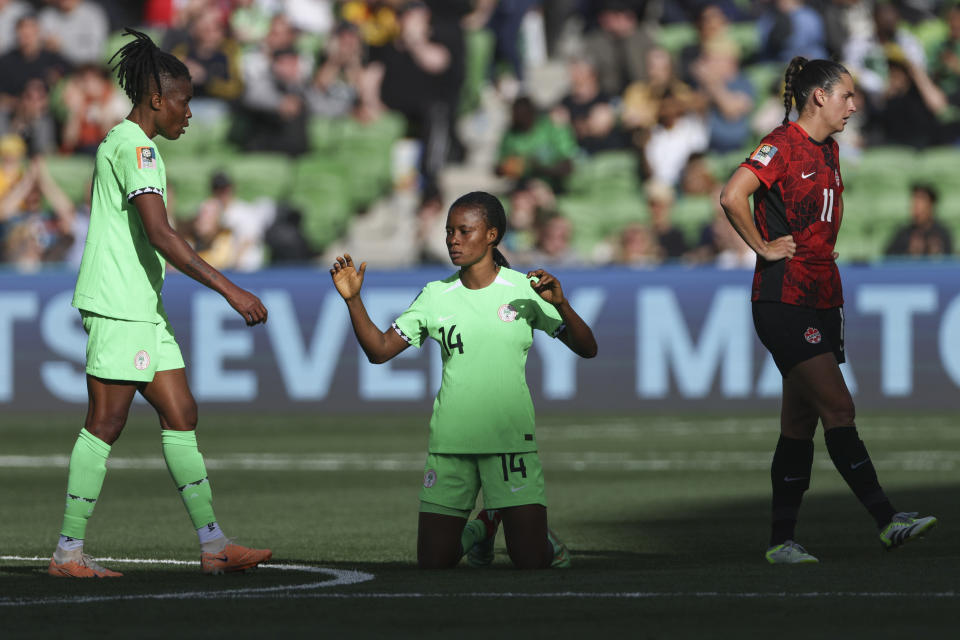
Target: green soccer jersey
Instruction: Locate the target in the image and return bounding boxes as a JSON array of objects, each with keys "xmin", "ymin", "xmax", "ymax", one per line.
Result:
[
  {"xmin": 393, "ymin": 267, "xmax": 565, "ymax": 454},
  {"xmin": 73, "ymin": 119, "xmax": 167, "ymax": 323}
]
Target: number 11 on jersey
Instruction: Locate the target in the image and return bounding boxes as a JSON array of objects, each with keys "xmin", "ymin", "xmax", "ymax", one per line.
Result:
[{"xmin": 820, "ymin": 188, "xmax": 835, "ymax": 223}]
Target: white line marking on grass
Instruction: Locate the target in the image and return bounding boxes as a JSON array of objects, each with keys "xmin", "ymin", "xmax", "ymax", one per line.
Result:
[
  {"xmin": 0, "ymin": 556, "xmax": 374, "ymax": 607},
  {"xmin": 1, "ymin": 557, "xmax": 954, "ymax": 603},
  {"xmin": 251, "ymin": 591, "xmax": 960, "ymax": 599},
  {"xmin": 1, "ymin": 451, "xmax": 958, "ymax": 472}
]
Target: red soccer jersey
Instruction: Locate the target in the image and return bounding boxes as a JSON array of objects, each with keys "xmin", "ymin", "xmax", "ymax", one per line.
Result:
[{"xmin": 740, "ymin": 122, "xmax": 844, "ymax": 308}]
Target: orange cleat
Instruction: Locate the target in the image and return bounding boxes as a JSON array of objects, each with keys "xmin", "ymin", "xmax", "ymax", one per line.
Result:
[
  {"xmin": 201, "ymin": 542, "xmax": 272, "ymax": 575},
  {"xmin": 48, "ymin": 552, "xmax": 123, "ymax": 578}
]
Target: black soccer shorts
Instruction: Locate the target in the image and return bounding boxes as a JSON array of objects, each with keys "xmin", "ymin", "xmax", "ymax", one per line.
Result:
[{"xmin": 752, "ymin": 301, "xmax": 845, "ymax": 375}]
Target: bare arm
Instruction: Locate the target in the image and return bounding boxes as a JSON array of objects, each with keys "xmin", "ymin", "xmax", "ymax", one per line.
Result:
[
  {"xmin": 134, "ymin": 193, "xmax": 267, "ymax": 326},
  {"xmin": 330, "ymin": 254, "xmax": 410, "ymax": 364},
  {"xmin": 33, "ymin": 158, "xmax": 74, "ymax": 230},
  {"xmin": 0, "ymin": 167, "xmax": 37, "ymax": 220},
  {"xmin": 907, "ymin": 62, "xmax": 949, "ymax": 116},
  {"xmin": 401, "ymin": 11, "xmax": 450, "ymax": 74},
  {"xmin": 719, "ymin": 167, "xmax": 796, "ymax": 261},
  {"xmin": 527, "ymin": 269, "xmax": 598, "ymax": 358}
]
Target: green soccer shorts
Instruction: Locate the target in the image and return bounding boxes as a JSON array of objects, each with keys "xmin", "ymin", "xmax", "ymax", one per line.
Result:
[
  {"xmin": 419, "ymin": 451, "xmax": 547, "ymax": 517},
  {"xmin": 81, "ymin": 311, "xmax": 185, "ymax": 382}
]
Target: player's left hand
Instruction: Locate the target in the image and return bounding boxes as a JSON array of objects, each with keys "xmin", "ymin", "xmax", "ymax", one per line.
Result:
[{"xmin": 527, "ymin": 268, "xmax": 565, "ymax": 306}]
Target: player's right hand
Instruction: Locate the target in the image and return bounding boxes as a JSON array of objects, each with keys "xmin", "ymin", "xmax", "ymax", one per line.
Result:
[
  {"xmin": 330, "ymin": 253, "xmax": 366, "ymax": 300},
  {"xmin": 760, "ymin": 234, "xmax": 796, "ymax": 262},
  {"xmin": 228, "ymin": 289, "xmax": 268, "ymax": 326}
]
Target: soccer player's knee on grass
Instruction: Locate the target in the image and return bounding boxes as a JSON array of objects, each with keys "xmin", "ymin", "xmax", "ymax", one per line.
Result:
[
  {"xmin": 417, "ymin": 541, "xmax": 462, "ymax": 569},
  {"xmin": 504, "ymin": 536, "xmax": 552, "ymax": 570}
]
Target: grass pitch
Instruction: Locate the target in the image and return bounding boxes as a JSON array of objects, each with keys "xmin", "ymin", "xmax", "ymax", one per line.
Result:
[{"xmin": 1, "ymin": 411, "xmax": 957, "ymax": 638}]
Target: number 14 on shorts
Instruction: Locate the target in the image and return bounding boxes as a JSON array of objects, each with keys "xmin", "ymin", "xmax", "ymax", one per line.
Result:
[{"xmin": 499, "ymin": 453, "xmax": 527, "ymax": 481}]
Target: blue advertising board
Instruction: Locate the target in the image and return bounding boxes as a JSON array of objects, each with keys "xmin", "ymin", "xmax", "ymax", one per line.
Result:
[{"xmin": 1, "ymin": 264, "xmax": 959, "ymax": 413}]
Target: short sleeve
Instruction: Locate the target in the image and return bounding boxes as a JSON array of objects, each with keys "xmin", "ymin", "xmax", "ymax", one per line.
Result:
[
  {"xmin": 741, "ymin": 136, "xmax": 786, "ymax": 188},
  {"xmin": 392, "ymin": 287, "xmax": 430, "ymax": 348},
  {"xmin": 113, "ymin": 143, "xmax": 164, "ymax": 202},
  {"xmin": 527, "ymin": 286, "xmax": 565, "ymax": 338}
]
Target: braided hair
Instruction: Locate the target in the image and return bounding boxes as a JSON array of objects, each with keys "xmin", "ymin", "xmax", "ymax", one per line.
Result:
[
  {"xmin": 782, "ymin": 56, "xmax": 849, "ymax": 125},
  {"xmin": 109, "ymin": 28, "xmax": 190, "ymax": 105},
  {"xmin": 449, "ymin": 191, "xmax": 510, "ymax": 268}
]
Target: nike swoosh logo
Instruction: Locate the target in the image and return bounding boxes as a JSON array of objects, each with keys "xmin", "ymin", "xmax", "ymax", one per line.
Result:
[
  {"xmin": 783, "ymin": 476, "xmax": 808, "ymax": 482},
  {"xmin": 438, "ymin": 315, "xmax": 454, "ymax": 322},
  {"xmin": 510, "ymin": 485, "xmax": 526, "ymax": 493},
  {"xmin": 801, "ymin": 171, "xmax": 815, "ymax": 179},
  {"xmin": 214, "ymin": 555, "xmax": 229, "ymax": 562},
  {"xmin": 851, "ymin": 459, "xmax": 870, "ymax": 470}
]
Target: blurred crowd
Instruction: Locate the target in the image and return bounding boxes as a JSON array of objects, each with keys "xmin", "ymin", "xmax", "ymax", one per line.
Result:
[{"xmin": 1, "ymin": 0, "xmax": 958, "ymax": 272}]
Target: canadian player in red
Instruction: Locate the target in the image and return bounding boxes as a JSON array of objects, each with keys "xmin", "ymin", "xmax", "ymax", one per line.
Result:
[
  {"xmin": 720, "ymin": 57, "xmax": 936, "ymax": 564},
  {"xmin": 743, "ymin": 120, "xmax": 844, "ymax": 308}
]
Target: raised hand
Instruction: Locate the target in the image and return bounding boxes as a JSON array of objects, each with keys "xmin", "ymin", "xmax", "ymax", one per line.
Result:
[
  {"xmin": 527, "ymin": 268, "xmax": 565, "ymax": 306},
  {"xmin": 330, "ymin": 253, "xmax": 367, "ymax": 300}
]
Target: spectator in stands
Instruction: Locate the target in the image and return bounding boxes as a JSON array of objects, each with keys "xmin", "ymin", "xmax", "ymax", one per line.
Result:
[
  {"xmin": 282, "ymin": 0, "xmax": 336, "ymax": 38},
  {"xmin": 885, "ymin": 183, "xmax": 953, "ymax": 257},
  {"xmin": 583, "ymin": 0, "xmax": 656, "ymax": 96},
  {"xmin": 38, "ymin": 0, "xmax": 108, "ymax": 65},
  {"xmin": 815, "ymin": 0, "xmax": 870, "ymax": 63},
  {"xmin": 0, "ymin": 14, "xmax": 70, "ymax": 110},
  {"xmin": 341, "ymin": 0, "xmax": 400, "ymax": 47},
  {"xmin": 519, "ymin": 211, "xmax": 580, "ymax": 266},
  {"xmin": 873, "ymin": 54, "xmax": 951, "ymax": 148},
  {"xmin": 197, "ymin": 170, "xmax": 276, "ymax": 272},
  {"xmin": 229, "ymin": 0, "xmax": 272, "ymax": 49},
  {"xmin": 264, "ymin": 203, "xmax": 314, "ymax": 264},
  {"xmin": 505, "ymin": 177, "xmax": 555, "ymax": 256},
  {"xmin": 844, "ymin": 1, "xmax": 926, "ymax": 101},
  {"xmin": 931, "ymin": 3, "xmax": 960, "ymax": 111},
  {"xmin": 240, "ymin": 13, "xmax": 305, "ymax": 102},
  {"xmin": 497, "ymin": 95, "xmax": 577, "ymax": 192},
  {"xmin": 0, "ymin": 133, "xmax": 25, "ymax": 200},
  {"xmin": 679, "ymin": 152, "xmax": 718, "ymax": 197},
  {"xmin": 756, "ymin": 0, "xmax": 827, "ymax": 64},
  {"xmin": 235, "ymin": 47, "xmax": 310, "ymax": 155},
  {"xmin": 59, "ymin": 65, "xmax": 127, "ymax": 155},
  {"xmin": 616, "ymin": 221, "xmax": 660, "ymax": 266},
  {"xmin": 413, "ymin": 183, "xmax": 447, "ymax": 264},
  {"xmin": 479, "ymin": 0, "xmax": 541, "ymax": 86},
  {"xmin": 557, "ymin": 57, "xmax": 624, "ymax": 154},
  {"xmin": 0, "ymin": 156, "xmax": 75, "ymax": 270},
  {"xmin": 646, "ymin": 180, "xmax": 687, "ymax": 259},
  {"xmin": 171, "ymin": 9, "xmax": 243, "ymax": 115},
  {"xmin": 309, "ymin": 21, "xmax": 365, "ymax": 118},
  {"xmin": 687, "ymin": 187, "xmax": 753, "ymax": 268},
  {"xmin": 187, "ymin": 195, "xmax": 236, "ymax": 271},
  {"xmin": 622, "ymin": 46, "xmax": 700, "ymax": 180},
  {"xmin": 0, "ymin": 79, "xmax": 57, "ymax": 155},
  {"xmin": 369, "ymin": 1, "xmax": 463, "ymax": 190},
  {"xmin": 0, "ymin": 0, "xmax": 30, "ymax": 56},
  {"xmin": 679, "ymin": 3, "xmax": 737, "ymax": 85},
  {"xmin": 643, "ymin": 88, "xmax": 708, "ymax": 188},
  {"xmin": 690, "ymin": 38, "xmax": 754, "ymax": 153}
]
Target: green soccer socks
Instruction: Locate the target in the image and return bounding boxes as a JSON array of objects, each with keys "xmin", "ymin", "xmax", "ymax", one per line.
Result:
[
  {"xmin": 60, "ymin": 428, "xmax": 111, "ymax": 540},
  {"xmin": 162, "ymin": 429, "xmax": 217, "ymax": 530}
]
